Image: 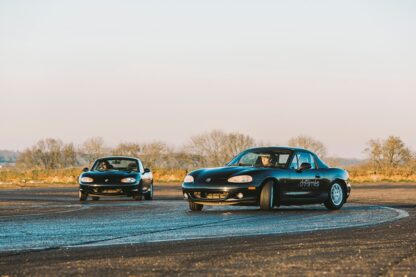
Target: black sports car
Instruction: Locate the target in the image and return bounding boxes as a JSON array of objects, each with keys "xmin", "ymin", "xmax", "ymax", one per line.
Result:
[
  {"xmin": 182, "ymin": 147, "xmax": 350, "ymax": 211},
  {"xmin": 78, "ymin": 156, "xmax": 153, "ymax": 201}
]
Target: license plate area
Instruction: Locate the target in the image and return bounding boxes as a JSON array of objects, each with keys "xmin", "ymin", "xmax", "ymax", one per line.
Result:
[
  {"xmin": 192, "ymin": 192, "xmax": 228, "ymax": 200},
  {"xmin": 104, "ymin": 189, "xmax": 122, "ymax": 193}
]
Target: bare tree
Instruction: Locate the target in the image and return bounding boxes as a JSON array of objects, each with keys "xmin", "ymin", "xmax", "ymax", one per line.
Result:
[
  {"xmin": 225, "ymin": 133, "xmax": 257, "ymax": 159},
  {"xmin": 186, "ymin": 130, "xmax": 256, "ymax": 167},
  {"xmin": 288, "ymin": 135, "xmax": 327, "ymax": 157},
  {"xmin": 166, "ymin": 151, "xmax": 202, "ymax": 170},
  {"xmin": 62, "ymin": 143, "xmax": 77, "ymax": 168},
  {"xmin": 17, "ymin": 149, "xmax": 36, "ymax": 169},
  {"xmin": 82, "ymin": 137, "xmax": 106, "ymax": 163},
  {"xmin": 365, "ymin": 136, "xmax": 411, "ymax": 171},
  {"xmin": 383, "ymin": 136, "xmax": 412, "ymax": 167},
  {"xmin": 112, "ymin": 142, "xmax": 141, "ymax": 157},
  {"xmin": 17, "ymin": 138, "xmax": 78, "ymax": 169},
  {"xmin": 111, "ymin": 141, "xmax": 177, "ymax": 169},
  {"xmin": 140, "ymin": 141, "xmax": 172, "ymax": 169},
  {"xmin": 366, "ymin": 139, "xmax": 383, "ymax": 170},
  {"xmin": 38, "ymin": 138, "xmax": 63, "ymax": 169},
  {"xmin": 111, "ymin": 140, "xmax": 213, "ymax": 170}
]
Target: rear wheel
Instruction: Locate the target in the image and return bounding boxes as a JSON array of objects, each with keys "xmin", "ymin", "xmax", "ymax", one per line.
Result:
[
  {"xmin": 144, "ymin": 184, "xmax": 153, "ymax": 200},
  {"xmin": 79, "ymin": 191, "xmax": 87, "ymax": 201},
  {"xmin": 189, "ymin": 202, "xmax": 203, "ymax": 211},
  {"xmin": 91, "ymin": 196, "xmax": 100, "ymax": 201},
  {"xmin": 324, "ymin": 182, "xmax": 345, "ymax": 210},
  {"xmin": 260, "ymin": 181, "xmax": 274, "ymax": 211}
]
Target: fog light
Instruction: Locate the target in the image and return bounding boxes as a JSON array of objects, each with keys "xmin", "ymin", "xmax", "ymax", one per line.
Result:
[
  {"xmin": 237, "ymin": 193, "xmax": 244, "ymax": 199},
  {"xmin": 183, "ymin": 193, "xmax": 188, "ymax": 199}
]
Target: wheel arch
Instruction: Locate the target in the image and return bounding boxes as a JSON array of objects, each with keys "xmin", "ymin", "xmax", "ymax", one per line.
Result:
[{"xmin": 258, "ymin": 177, "xmax": 280, "ymax": 201}]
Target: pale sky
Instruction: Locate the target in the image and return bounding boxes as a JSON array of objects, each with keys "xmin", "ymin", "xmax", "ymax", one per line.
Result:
[{"xmin": 0, "ymin": 0, "xmax": 415, "ymax": 158}]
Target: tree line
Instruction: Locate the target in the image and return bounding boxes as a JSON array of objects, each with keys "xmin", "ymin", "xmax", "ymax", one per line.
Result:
[
  {"xmin": 10, "ymin": 131, "xmax": 416, "ymax": 175},
  {"xmin": 364, "ymin": 136, "xmax": 416, "ymax": 174},
  {"xmin": 14, "ymin": 131, "xmax": 327, "ymax": 170}
]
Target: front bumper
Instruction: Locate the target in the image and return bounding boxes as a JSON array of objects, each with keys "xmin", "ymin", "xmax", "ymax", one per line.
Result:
[
  {"xmin": 182, "ymin": 182, "xmax": 260, "ymax": 205},
  {"xmin": 79, "ymin": 183, "xmax": 142, "ymax": 196}
]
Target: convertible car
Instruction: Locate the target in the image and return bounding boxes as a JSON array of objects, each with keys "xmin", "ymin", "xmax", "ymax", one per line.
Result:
[
  {"xmin": 78, "ymin": 156, "xmax": 153, "ymax": 201},
  {"xmin": 182, "ymin": 147, "xmax": 350, "ymax": 211}
]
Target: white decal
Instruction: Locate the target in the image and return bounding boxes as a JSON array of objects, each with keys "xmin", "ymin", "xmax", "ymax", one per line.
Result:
[{"xmin": 299, "ymin": 179, "xmax": 320, "ymax": 189}]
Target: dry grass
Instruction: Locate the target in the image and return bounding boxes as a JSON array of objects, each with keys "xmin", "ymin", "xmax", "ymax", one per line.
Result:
[
  {"xmin": 347, "ymin": 166, "xmax": 416, "ymax": 183},
  {"xmin": 0, "ymin": 168, "xmax": 187, "ymax": 189},
  {"xmin": 152, "ymin": 169, "xmax": 187, "ymax": 183},
  {"xmin": 2, "ymin": 166, "xmax": 416, "ymax": 189},
  {"xmin": 349, "ymin": 174, "xmax": 416, "ymax": 183}
]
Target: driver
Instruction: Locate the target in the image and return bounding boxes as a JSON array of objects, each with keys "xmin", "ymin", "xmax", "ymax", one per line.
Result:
[
  {"xmin": 98, "ymin": 160, "xmax": 111, "ymax": 171},
  {"xmin": 261, "ymin": 155, "xmax": 272, "ymax": 167}
]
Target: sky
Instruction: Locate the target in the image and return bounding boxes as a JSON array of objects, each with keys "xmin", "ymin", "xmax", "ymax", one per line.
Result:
[{"xmin": 0, "ymin": 0, "xmax": 415, "ymax": 158}]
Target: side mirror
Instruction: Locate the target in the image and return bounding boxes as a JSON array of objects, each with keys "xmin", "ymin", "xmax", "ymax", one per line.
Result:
[
  {"xmin": 82, "ymin": 167, "xmax": 89, "ymax": 172},
  {"xmin": 143, "ymin": 168, "xmax": 151, "ymax": 173},
  {"xmin": 299, "ymin": 163, "xmax": 312, "ymax": 171}
]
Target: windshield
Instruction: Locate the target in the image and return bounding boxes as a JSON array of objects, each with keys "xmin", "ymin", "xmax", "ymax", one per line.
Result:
[
  {"xmin": 228, "ymin": 150, "xmax": 292, "ymax": 169},
  {"xmin": 92, "ymin": 158, "xmax": 139, "ymax": 172}
]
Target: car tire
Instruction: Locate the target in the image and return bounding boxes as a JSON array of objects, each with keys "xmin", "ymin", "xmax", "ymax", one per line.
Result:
[
  {"xmin": 92, "ymin": 196, "xmax": 100, "ymax": 201},
  {"xmin": 79, "ymin": 191, "xmax": 87, "ymax": 201},
  {"xmin": 189, "ymin": 202, "xmax": 203, "ymax": 211},
  {"xmin": 324, "ymin": 182, "xmax": 345, "ymax": 210},
  {"xmin": 144, "ymin": 184, "xmax": 153, "ymax": 200},
  {"xmin": 133, "ymin": 194, "xmax": 143, "ymax": 201},
  {"xmin": 260, "ymin": 181, "xmax": 274, "ymax": 211}
]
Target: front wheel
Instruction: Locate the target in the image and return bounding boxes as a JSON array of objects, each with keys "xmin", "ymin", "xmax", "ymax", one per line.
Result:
[
  {"xmin": 260, "ymin": 181, "xmax": 274, "ymax": 211},
  {"xmin": 79, "ymin": 191, "xmax": 87, "ymax": 201},
  {"xmin": 189, "ymin": 202, "xmax": 203, "ymax": 211},
  {"xmin": 144, "ymin": 184, "xmax": 153, "ymax": 200},
  {"xmin": 324, "ymin": 182, "xmax": 345, "ymax": 210}
]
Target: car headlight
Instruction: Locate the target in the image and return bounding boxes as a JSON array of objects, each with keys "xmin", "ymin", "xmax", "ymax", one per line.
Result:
[
  {"xmin": 184, "ymin": 175, "xmax": 194, "ymax": 183},
  {"xmin": 228, "ymin": 175, "xmax": 253, "ymax": 183},
  {"xmin": 80, "ymin": 177, "xmax": 94, "ymax": 183},
  {"xmin": 121, "ymin": 177, "xmax": 136, "ymax": 183}
]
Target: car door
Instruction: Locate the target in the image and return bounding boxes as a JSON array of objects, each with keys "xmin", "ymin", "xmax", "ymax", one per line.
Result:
[
  {"xmin": 280, "ymin": 152, "xmax": 304, "ymax": 198},
  {"xmin": 287, "ymin": 151, "xmax": 322, "ymax": 199}
]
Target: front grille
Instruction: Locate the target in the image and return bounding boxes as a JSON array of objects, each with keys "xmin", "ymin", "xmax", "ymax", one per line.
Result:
[
  {"xmin": 195, "ymin": 177, "xmax": 228, "ymax": 184},
  {"xmin": 92, "ymin": 177, "xmax": 121, "ymax": 184},
  {"xmin": 192, "ymin": 192, "xmax": 228, "ymax": 200}
]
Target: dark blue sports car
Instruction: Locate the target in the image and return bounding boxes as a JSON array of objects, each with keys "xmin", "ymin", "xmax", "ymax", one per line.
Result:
[
  {"xmin": 79, "ymin": 156, "xmax": 153, "ymax": 201},
  {"xmin": 182, "ymin": 147, "xmax": 350, "ymax": 211}
]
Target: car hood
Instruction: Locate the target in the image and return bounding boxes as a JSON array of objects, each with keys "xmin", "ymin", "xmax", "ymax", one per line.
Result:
[{"xmin": 191, "ymin": 166, "xmax": 266, "ymax": 182}]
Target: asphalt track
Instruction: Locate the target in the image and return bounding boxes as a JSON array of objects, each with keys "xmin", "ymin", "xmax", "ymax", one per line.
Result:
[{"xmin": 0, "ymin": 187, "xmax": 408, "ymax": 253}]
